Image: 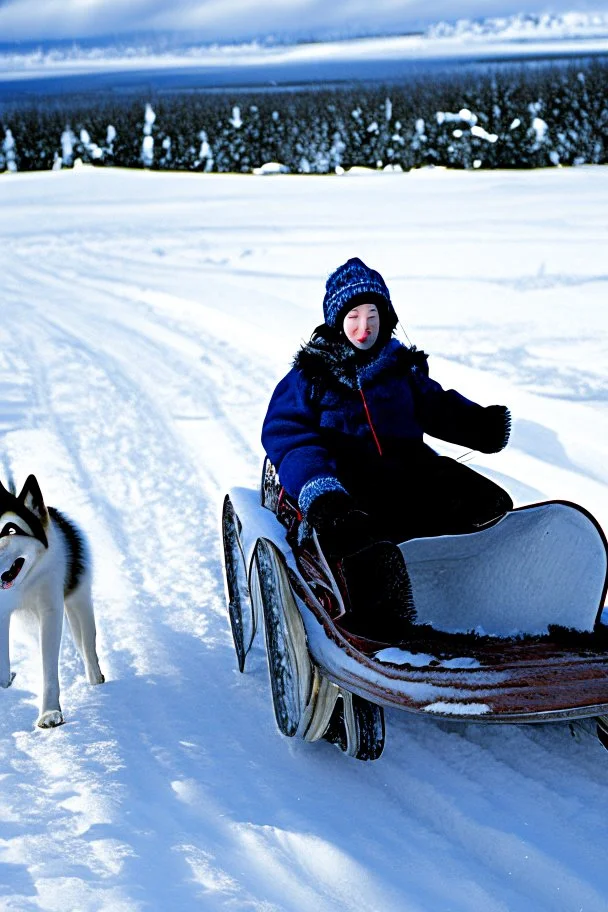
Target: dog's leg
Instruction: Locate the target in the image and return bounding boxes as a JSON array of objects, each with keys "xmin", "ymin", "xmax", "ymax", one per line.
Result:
[
  {"xmin": 65, "ymin": 582, "xmax": 104, "ymax": 686},
  {"xmin": 0, "ymin": 611, "xmax": 15, "ymax": 689},
  {"xmin": 37, "ymin": 597, "xmax": 65, "ymax": 728}
]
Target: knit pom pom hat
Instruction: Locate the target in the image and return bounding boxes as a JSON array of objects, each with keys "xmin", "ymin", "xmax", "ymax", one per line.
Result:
[{"xmin": 322, "ymin": 257, "xmax": 398, "ymax": 336}]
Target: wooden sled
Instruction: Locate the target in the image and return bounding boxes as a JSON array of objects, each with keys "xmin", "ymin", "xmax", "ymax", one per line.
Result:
[{"xmin": 222, "ymin": 462, "xmax": 608, "ymax": 761}]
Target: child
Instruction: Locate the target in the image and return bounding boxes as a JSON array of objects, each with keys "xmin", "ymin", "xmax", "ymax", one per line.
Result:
[{"xmin": 262, "ymin": 258, "xmax": 512, "ymax": 639}]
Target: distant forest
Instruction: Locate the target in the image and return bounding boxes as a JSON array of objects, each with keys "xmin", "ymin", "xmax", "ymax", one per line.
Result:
[{"xmin": 1, "ymin": 59, "xmax": 607, "ymax": 173}]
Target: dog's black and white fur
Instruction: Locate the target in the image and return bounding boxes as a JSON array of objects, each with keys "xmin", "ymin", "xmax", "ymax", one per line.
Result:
[{"xmin": 0, "ymin": 474, "xmax": 104, "ymax": 727}]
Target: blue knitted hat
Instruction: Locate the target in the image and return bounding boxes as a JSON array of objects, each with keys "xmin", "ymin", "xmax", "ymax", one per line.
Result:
[{"xmin": 322, "ymin": 257, "xmax": 397, "ymax": 333}]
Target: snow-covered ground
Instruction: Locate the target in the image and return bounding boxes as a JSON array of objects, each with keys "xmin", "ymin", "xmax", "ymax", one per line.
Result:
[{"xmin": 0, "ymin": 164, "xmax": 607, "ymax": 910}]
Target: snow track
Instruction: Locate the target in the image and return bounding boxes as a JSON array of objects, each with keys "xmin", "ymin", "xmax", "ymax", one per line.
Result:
[{"xmin": 0, "ymin": 168, "xmax": 607, "ymax": 910}]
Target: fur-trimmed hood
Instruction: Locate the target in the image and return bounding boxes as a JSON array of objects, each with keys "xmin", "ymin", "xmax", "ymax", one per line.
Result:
[{"xmin": 293, "ymin": 331, "xmax": 429, "ymax": 392}]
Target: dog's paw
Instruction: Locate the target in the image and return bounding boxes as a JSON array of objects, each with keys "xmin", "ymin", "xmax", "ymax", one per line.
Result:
[
  {"xmin": 88, "ymin": 670, "xmax": 105, "ymax": 685},
  {"xmin": 36, "ymin": 710, "xmax": 64, "ymax": 729},
  {"xmin": 1, "ymin": 672, "xmax": 16, "ymax": 689}
]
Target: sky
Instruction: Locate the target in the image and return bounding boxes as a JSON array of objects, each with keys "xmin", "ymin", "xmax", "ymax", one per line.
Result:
[{"xmin": 0, "ymin": 0, "xmax": 607, "ymax": 44}]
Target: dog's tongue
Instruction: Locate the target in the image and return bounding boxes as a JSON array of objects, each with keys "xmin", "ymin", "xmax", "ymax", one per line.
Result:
[{"xmin": 1, "ymin": 557, "xmax": 25, "ymax": 588}]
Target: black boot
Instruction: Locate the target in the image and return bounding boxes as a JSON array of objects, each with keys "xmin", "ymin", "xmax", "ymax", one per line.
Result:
[
  {"xmin": 305, "ymin": 490, "xmax": 416, "ymax": 641},
  {"xmin": 339, "ymin": 541, "xmax": 415, "ymax": 642}
]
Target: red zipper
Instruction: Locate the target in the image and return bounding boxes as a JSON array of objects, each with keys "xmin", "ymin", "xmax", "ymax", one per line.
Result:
[{"xmin": 358, "ymin": 387, "xmax": 383, "ymax": 456}]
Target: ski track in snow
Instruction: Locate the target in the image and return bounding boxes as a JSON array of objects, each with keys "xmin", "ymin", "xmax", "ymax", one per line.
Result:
[{"xmin": 0, "ymin": 168, "xmax": 607, "ymax": 911}]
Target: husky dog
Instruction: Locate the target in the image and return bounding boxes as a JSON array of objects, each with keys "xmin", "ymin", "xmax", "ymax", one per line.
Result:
[{"xmin": 0, "ymin": 474, "xmax": 104, "ymax": 728}]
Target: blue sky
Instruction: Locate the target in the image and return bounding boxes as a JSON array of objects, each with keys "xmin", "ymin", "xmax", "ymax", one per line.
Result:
[{"xmin": 0, "ymin": 0, "xmax": 605, "ymax": 44}]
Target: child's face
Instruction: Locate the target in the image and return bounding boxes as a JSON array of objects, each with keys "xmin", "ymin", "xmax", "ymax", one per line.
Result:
[{"xmin": 343, "ymin": 302, "xmax": 380, "ymax": 350}]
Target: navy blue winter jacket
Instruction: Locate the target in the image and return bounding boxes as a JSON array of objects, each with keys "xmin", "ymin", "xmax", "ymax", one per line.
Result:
[{"xmin": 262, "ymin": 330, "xmax": 510, "ymax": 515}]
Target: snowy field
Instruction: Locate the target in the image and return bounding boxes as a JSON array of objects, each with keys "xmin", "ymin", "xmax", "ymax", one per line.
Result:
[{"xmin": 0, "ymin": 164, "xmax": 607, "ymax": 910}]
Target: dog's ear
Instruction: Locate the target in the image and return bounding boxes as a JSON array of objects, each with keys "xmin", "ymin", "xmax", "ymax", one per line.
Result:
[{"xmin": 18, "ymin": 475, "xmax": 48, "ymax": 522}]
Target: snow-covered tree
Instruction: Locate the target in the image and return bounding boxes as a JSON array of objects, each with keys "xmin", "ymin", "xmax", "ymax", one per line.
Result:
[
  {"xmin": 60, "ymin": 127, "xmax": 77, "ymax": 167},
  {"xmin": 196, "ymin": 130, "xmax": 214, "ymax": 172},
  {"xmin": 527, "ymin": 100, "xmax": 555, "ymax": 165},
  {"xmin": 223, "ymin": 104, "xmax": 250, "ymax": 172},
  {"xmin": 102, "ymin": 124, "xmax": 117, "ymax": 165},
  {"xmin": 79, "ymin": 128, "xmax": 103, "ymax": 163},
  {"xmin": 1, "ymin": 128, "xmax": 17, "ymax": 172},
  {"xmin": 141, "ymin": 103, "xmax": 156, "ymax": 168},
  {"xmin": 409, "ymin": 118, "xmax": 428, "ymax": 166},
  {"xmin": 328, "ymin": 130, "xmax": 346, "ymax": 172}
]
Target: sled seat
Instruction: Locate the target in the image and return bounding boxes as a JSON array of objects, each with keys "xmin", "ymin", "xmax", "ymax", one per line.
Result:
[{"xmin": 400, "ymin": 502, "xmax": 607, "ymax": 638}]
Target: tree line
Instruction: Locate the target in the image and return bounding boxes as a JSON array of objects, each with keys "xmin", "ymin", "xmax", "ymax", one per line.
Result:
[{"xmin": 1, "ymin": 60, "xmax": 607, "ymax": 174}]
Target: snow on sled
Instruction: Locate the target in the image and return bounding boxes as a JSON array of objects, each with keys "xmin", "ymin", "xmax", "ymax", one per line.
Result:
[{"xmin": 222, "ymin": 461, "xmax": 608, "ymax": 761}]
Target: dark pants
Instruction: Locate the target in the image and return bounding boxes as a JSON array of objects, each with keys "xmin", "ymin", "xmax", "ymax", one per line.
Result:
[{"xmin": 343, "ymin": 454, "xmax": 513, "ymax": 545}]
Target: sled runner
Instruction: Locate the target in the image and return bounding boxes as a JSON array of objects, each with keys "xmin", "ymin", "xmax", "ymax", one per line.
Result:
[{"xmin": 222, "ymin": 462, "xmax": 608, "ymax": 761}]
